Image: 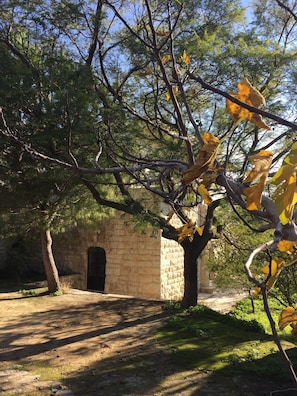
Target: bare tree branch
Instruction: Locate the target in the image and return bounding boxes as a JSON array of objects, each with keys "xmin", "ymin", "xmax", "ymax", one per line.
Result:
[
  {"xmin": 86, "ymin": 0, "xmax": 103, "ymax": 66},
  {"xmin": 187, "ymin": 72, "xmax": 297, "ymax": 131},
  {"xmin": 275, "ymin": 0, "xmax": 297, "ymax": 23}
]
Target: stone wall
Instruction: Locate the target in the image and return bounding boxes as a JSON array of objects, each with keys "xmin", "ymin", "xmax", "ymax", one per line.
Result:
[
  {"xmin": 52, "ymin": 228, "xmax": 97, "ymax": 288},
  {"xmin": 53, "ymin": 213, "xmax": 163, "ymax": 299},
  {"xmin": 102, "ymin": 216, "xmax": 161, "ymax": 299},
  {"xmin": 0, "ymin": 200, "xmax": 213, "ymax": 300},
  {"xmin": 160, "ymin": 237, "xmax": 184, "ymax": 300}
]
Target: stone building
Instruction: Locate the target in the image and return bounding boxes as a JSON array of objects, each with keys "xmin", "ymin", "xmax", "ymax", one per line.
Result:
[
  {"xmin": 0, "ymin": 204, "xmax": 214, "ymax": 300},
  {"xmin": 52, "ymin": 213, "xmax": 184, "ymax": 300},
  {"xmin": 52, "ymin": 205, "xmax": 214, "ymax": 300}
]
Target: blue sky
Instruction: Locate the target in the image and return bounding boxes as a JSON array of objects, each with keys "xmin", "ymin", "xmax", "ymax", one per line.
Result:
[
  {"xmin": 240, "ymin": 0, "xmax": 253, "ymax": 5},
  {"xmin": 240, "ymin": 0, "xmax": 254, "ymax": 21}
]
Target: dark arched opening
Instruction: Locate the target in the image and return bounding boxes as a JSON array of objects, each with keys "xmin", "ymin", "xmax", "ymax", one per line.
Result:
[{"xmin": 87, "ymin": 247, "xmax": 106, "ymax": 291}]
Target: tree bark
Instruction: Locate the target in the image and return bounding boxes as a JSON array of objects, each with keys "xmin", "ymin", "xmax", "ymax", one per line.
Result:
[
  {"xmin": 182, "ymin": 242, "xmax": 199, "ymax": 307},
  {"xmin": 181, "ymin": 234, "xmax": 211, "ymax": 307},
  {"xmin": 40, "ymin": 229, "xmax": 61, "ymax": 293},
  {"xmin": 181, "ymin": 202, "xmax": 221, "ymax": 308}
]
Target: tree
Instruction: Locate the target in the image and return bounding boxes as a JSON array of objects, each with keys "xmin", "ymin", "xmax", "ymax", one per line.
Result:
[
  {"xmin": 1, "ymin": 0, "xmax": 297, "ymax": 310},
  {"xmin": 0, "ymin": 108, "xmax": 110, "ymax": 293},
  {"xmin": 0, "ymin": 27, "xmax": 112, "ymax": 292}
]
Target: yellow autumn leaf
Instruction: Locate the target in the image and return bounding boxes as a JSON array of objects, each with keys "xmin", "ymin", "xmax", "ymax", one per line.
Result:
[
  {"xmin": 182, "ymin": 50, "xmax": 190, "ymax": 65},
  {"xmin": 276, "ymin": 173, "xmax": 297, "ymax": 225},
  {"xmin": 252, "ymin": 287, "xmax": 261, "ymax": 296},
  {"xmin": 181, "ymin": 133, "xmax": 220, "ymax": 185},
  {"xmin": 253, "ymin": 258, "xmax": 286, "ymax": 296},
  {"xmin": 272, "ymin": 142, "xmax": 297, "ymax": 225},
  {"xmin": 260, "ymin": 258, "xmax": 285, "ymax": 275},
  {"xmin": 264, "ymin": 258, "xmax": 286, "ymax": 292},
  {"xmin": 226, "ymin": 78, "xmax": 270, "ymax": 130},
  {"xmin": 138, "ymin": 68, "xmax": 153, "ymax": 77},
  {"xmin": 161, "ymin": 55, "xmax": 171, "ymax": 63},
  {"xmin": 200, "ymin": 170, "xmax": 221, "ymax": 187},
  {"xmin": 156, "ymin": 28, "xmax": 169, "ymax": 37},
  {"xmin": 278, "ymin": 240, "xmax": 297, "ymax": 254},
  {"xmin": 166, "ymin": 86, "xmax": 179, "ymax": 101},
  {"xmin": 177, "ymin": 220, "xmax": 195, "ymax": 243},
  {"xmin": 243, "ymin": 150, "xmax": 273, "ymax": 210},
  {"xmin": 197, "ymin": 183, "xmax": 212, "ymax": 205},
  {"xmin": 196, "ymin": 226, "xmax": 203, "ymax": 236},
  {"xmin": 272, "ymin": 147, "xmax": 297, "ymax": 187},
  {"xmin": 273, "ymin": 142, "xmax": 297, "ymax": 174},
  {"xmin": 176, "ymin": 220, "xmax": 202, "ymax": 243},
  {"xmin": 250, "ymin": 113, "xmax": 271, "ymax": 130},
  {"xmin": 244, "ymin": 181, "xmax": 266, "ymax": 211},
  {"xmin": 243, "ymin": 150, "xmax": 274, "ymax": 184},
  {"xmin": 279, "ymin": 307, "xmax": 297, "ymax": 335}
]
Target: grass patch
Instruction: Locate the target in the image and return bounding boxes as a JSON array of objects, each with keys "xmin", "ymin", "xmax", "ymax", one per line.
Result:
[
  {"xmin": 157, "ymin": 302, "xmax": 297, "ymax": 381},
  {"xmin": 231, "ymin": 296, "xmax": 297, "ymax": 344},
  {"xmin": 21, "ymin": 360, "xmax": 64, "ymax": 382}
]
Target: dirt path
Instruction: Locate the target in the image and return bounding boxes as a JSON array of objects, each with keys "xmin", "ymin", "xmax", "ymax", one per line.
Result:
[
  {"xmin": 199, "ymin": 290, "xmax": 248, "ymax": 313},
  {"xmin": 0, "ymin": 289, "xmax": 289, "ymax": 396},
  {"xmin": 0, "ymin": 289, "xmax": 169, "ymax": 396}
]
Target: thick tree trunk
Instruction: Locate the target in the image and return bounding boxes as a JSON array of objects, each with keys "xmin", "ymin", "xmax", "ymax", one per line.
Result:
[
  {"xmin": 182, "ymin": 244, "xmax": 198, "ymax": 307},
  {"xmin": 181, "ymin": 231, "xmax": 215, "ymax": 308},
  {"xmin": 181, "ymin": 201, "xmax": 222, "ymax": 308},
  {"xmin": 40, "ymin": 229, "xmax": 61, "ymax": 293}
]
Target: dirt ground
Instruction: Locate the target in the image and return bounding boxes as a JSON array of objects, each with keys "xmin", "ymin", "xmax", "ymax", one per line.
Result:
[{"xmin": 0, "ymin": 289, "xmax": 295, "ymax": 396}]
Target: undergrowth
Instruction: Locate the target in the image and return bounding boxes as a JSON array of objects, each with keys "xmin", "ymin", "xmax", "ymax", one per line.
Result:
[
  {"xmin": 158, "ymin": 300, "xmax": 297, "ymax": 383},
  {"xmin": 231, "ymin": 296, "xmax": 297, "ymax": 344}
]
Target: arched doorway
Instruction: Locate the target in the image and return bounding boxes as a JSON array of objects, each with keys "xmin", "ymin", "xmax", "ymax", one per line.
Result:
[{"xmin": 87, "ymin": 247, "xmax": 106, "ymax": 291}]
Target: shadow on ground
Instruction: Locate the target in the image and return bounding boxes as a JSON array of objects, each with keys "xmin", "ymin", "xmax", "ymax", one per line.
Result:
[
  {"xmin": 0, "ymin": 290, "xmax": 296, "ymax": 396},
  {"xmin": 0, "ymin": 275, "xmax": 46, "ymax": 293},
  {"xmin": 62, "ymin": 324, "xmax": 297, "ymax": 396}
]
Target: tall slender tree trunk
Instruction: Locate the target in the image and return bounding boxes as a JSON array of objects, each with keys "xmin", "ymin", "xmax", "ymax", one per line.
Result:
[{"xmin": 40, "ymin": 229, "xmax": 61, "ymax": 293}]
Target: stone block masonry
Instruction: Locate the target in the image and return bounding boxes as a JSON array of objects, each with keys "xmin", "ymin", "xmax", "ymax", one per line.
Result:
[
  {"xmin": 160, "ymin": 237, "xmax": 184, "ymax": 300},
  {"xmin": 53, "ymin": 211, "xmax": 185, "ymax": 300},
  {"xmin": 0, "ymin": 202, "xmax": 214, "ymax": 300},
  {"xmin": 52, "ymin": 204, "xmax": 214, "ymax": 301}
]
